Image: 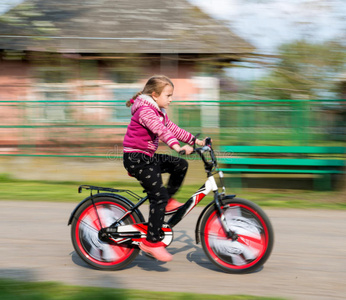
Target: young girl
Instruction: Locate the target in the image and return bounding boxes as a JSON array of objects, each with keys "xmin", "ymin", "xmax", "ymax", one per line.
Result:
[{"xmin": 123, "ymin": 75, "xmax": 205, "ymax": 262}]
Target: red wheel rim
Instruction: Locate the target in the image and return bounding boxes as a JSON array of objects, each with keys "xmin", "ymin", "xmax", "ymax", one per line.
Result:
[
  {"xmin": 75, "ymin": 201, "xmax": 136, "ymax": 266},
  {"xmin": 203, "ymin": 203, "xmax": 269, "ymax": 270}
]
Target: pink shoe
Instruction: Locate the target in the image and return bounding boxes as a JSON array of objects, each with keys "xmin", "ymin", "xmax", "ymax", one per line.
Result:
[
  {"xmin": 139, "ymin": 240, "xmax": 173, "ymax": 262},
  {"xmin": 165, "ymin": 198, "xmax": 183, "ymax": 213}
]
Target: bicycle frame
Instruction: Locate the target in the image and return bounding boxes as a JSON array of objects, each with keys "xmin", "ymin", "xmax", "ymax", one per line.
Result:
[
  {"xmin": 108, "ymin": 171, "xmax": 219, "ymax": 229},
  {"xmin": 87, "ymin": 141, "xmax": 236, "ymax": 245},
  {"xmin": 167, "ymin": 174, "xmax": 220, "ymax": 227},
  {"xmin": 82, "ymin": 175, "xmax": 217, "ymax": 246}
]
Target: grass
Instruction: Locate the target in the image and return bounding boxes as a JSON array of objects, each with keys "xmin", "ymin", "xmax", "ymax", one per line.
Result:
[
  {"xmin": 0, "ymin": 278, "xmax": 286, "ymax": 300},
  {"xmin": 1, "ymin": 173, "xmax": 345, "ymax": 209}
]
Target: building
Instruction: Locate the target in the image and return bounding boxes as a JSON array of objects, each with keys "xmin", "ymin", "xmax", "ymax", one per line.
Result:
[{"xmin": 0, "ymin": 0, "xmax": 254, "ymax": 154}]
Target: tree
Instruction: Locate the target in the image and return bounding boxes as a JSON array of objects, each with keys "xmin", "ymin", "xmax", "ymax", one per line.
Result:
[
  {"xmin": 251, "ymin": 40, "xmax": 346, "ymax": 100},
  {"xmin": 0, "ymin": 1, "xmax": 60, "ymax": 36}
]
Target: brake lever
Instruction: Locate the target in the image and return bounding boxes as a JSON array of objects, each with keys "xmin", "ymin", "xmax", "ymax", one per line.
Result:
[{"xmin": 193, "ymin": 133, "xmax": 201, "ymax": 151}]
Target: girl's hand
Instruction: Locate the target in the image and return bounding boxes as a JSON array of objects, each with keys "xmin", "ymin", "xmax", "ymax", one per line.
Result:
[
  {"xmin": 172, "ymin": 144, "xmax": 194, "ymax": 155},
  {"xmin": 195, "ymin": 138, "xmax": 206, "ymax": 146},
  {"xmin": 180, "ymin": 145, "xmax": 194, "ymax": 155}
]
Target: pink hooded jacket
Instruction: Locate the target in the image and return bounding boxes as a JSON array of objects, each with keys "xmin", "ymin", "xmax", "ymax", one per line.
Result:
[{"xmin": 123, "ymin": 95, "xmax": 194, "ymax": 157}]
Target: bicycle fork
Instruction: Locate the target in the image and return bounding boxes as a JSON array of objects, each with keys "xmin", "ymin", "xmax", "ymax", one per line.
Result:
[
  {"xmin": 213, "ymin": 192, "xmax": 238, "ymax": 241},
  {"xmin": 209, "ymin": 173, "xmax": 239, "ymax": 241}
]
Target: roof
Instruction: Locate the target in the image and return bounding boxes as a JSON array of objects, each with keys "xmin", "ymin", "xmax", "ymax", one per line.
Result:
[{"xmin": 0, "ymin": 0, "xmax": 254, "ymax": 55}]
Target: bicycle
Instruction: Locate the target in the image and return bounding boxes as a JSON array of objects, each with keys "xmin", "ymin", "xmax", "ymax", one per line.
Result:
[{"xmin": 68, "ymin": 137, "xmax": 274, "ymax": 273}]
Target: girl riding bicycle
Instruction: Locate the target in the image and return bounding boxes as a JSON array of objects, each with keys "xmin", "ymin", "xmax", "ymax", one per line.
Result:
[{"xmin": 123, "ymin": 75, "xmax": 205, "ymax": 262}]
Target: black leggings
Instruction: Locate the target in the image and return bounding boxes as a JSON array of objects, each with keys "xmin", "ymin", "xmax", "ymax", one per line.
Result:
[{"xmin": 123, "ymin": 152, "xmax": 188, "ymax": 242}]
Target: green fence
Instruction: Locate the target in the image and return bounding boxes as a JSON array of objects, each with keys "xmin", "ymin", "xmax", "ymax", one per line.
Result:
[
  {"xmin": 0, "ymin": 100, "xmax": 345, "ymax": 157},
  {"xmin": 173, "ymin": 99, "xmax": 346, "ymax": 147}
]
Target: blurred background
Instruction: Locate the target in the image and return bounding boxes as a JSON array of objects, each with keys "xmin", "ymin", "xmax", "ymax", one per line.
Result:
[{"xmin": 0, "ymin": 0, "xmax": 345, "ymax": 190}]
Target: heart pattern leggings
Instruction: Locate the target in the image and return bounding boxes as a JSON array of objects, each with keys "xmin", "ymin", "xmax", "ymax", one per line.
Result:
[{"xmin": 123, "ymin": 152, "xmax": 188, "ymax": 242}]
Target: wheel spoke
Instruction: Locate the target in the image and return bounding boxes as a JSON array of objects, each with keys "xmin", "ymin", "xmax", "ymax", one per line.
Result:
[
  {"xmin": 83, "ymin": 206, "xmax": 103, "ymax": 230},
  {"xmin": 78, "ymin": 215, "xmax": 99, "ymax": 234}
]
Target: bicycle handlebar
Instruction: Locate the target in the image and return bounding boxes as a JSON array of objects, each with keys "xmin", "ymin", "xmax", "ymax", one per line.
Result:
[
  {"xmin": 178, "ymin": 137, "xmax": 216, "ymax": 173},
  {"xmin": 179, "ymin": 136, "xmax": 213, "ymax": 156}
]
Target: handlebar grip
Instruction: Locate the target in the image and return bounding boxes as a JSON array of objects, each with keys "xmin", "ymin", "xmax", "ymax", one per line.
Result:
[
  {"xmin": 179, "ymin": 150, "xmax": 186, "ymax": 155},
  {"xmin": 205, "ymin": 137, "xmax": 212, "ymax": 146}
]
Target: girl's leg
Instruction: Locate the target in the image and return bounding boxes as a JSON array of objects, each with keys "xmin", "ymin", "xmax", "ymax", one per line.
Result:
[
  {"xmin": 155, "ymin": 154, "xmax": 188, "ymax": 198},
  {"xmin": 124, "ymin": 153, "xmax": 169, "ymax": 243}
]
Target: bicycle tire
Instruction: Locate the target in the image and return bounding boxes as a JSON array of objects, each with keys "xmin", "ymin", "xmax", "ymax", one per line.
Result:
[
  {"xmin": 71, "ymin": 195, "xmax": 141, "ymax": 270},
  {"xmin": 200, "ymin": 197, "xmax": 274, "ymax": 274}
]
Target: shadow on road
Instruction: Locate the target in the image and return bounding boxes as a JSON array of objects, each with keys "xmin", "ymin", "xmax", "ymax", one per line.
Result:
[
  {"xmin": 70, "ymin": 251, "xmax": 95, "ymax": 269},
  {"xmin": 69, "ymin": 229, "xmax": 264, "ymax": 274},
  {"xmin": 70, "ymin": 250, "xmax": 171, "ymax": 272}
]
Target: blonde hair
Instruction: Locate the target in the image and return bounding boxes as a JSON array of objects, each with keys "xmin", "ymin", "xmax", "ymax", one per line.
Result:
[{"xmin": 126, "ymin": 75, "xmax": 174, "ymax": 107}]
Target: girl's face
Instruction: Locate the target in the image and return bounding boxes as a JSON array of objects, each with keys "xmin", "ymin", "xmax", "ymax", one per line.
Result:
[{"xmin": 152, "ymin": 84, "xmax": 174, "ymax": 109}]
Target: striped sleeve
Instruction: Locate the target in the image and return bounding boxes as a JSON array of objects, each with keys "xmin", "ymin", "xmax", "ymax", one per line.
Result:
[
  {"xmin": 166, "ymin": 118, "xmax": 194, "ymax": 145},
  {"xmin": 138, "ymin": 107, "xmax": 180, "ymax": 148}
]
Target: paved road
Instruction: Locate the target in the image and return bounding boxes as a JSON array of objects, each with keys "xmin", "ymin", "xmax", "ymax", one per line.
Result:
[{"xmin": 1, "ymin": 200, "xmax": 346, "ymax": 300}]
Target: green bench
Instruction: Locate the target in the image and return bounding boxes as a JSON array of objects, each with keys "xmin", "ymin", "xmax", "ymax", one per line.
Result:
[{"xmin": 218, "ymin": 146, "xmax": 346, "ymax": 190}]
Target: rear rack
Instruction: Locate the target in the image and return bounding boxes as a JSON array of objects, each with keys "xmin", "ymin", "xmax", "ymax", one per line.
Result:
[{"xmin": 78, "ymin": 185, "xmax": 143, "ymax": 200}]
